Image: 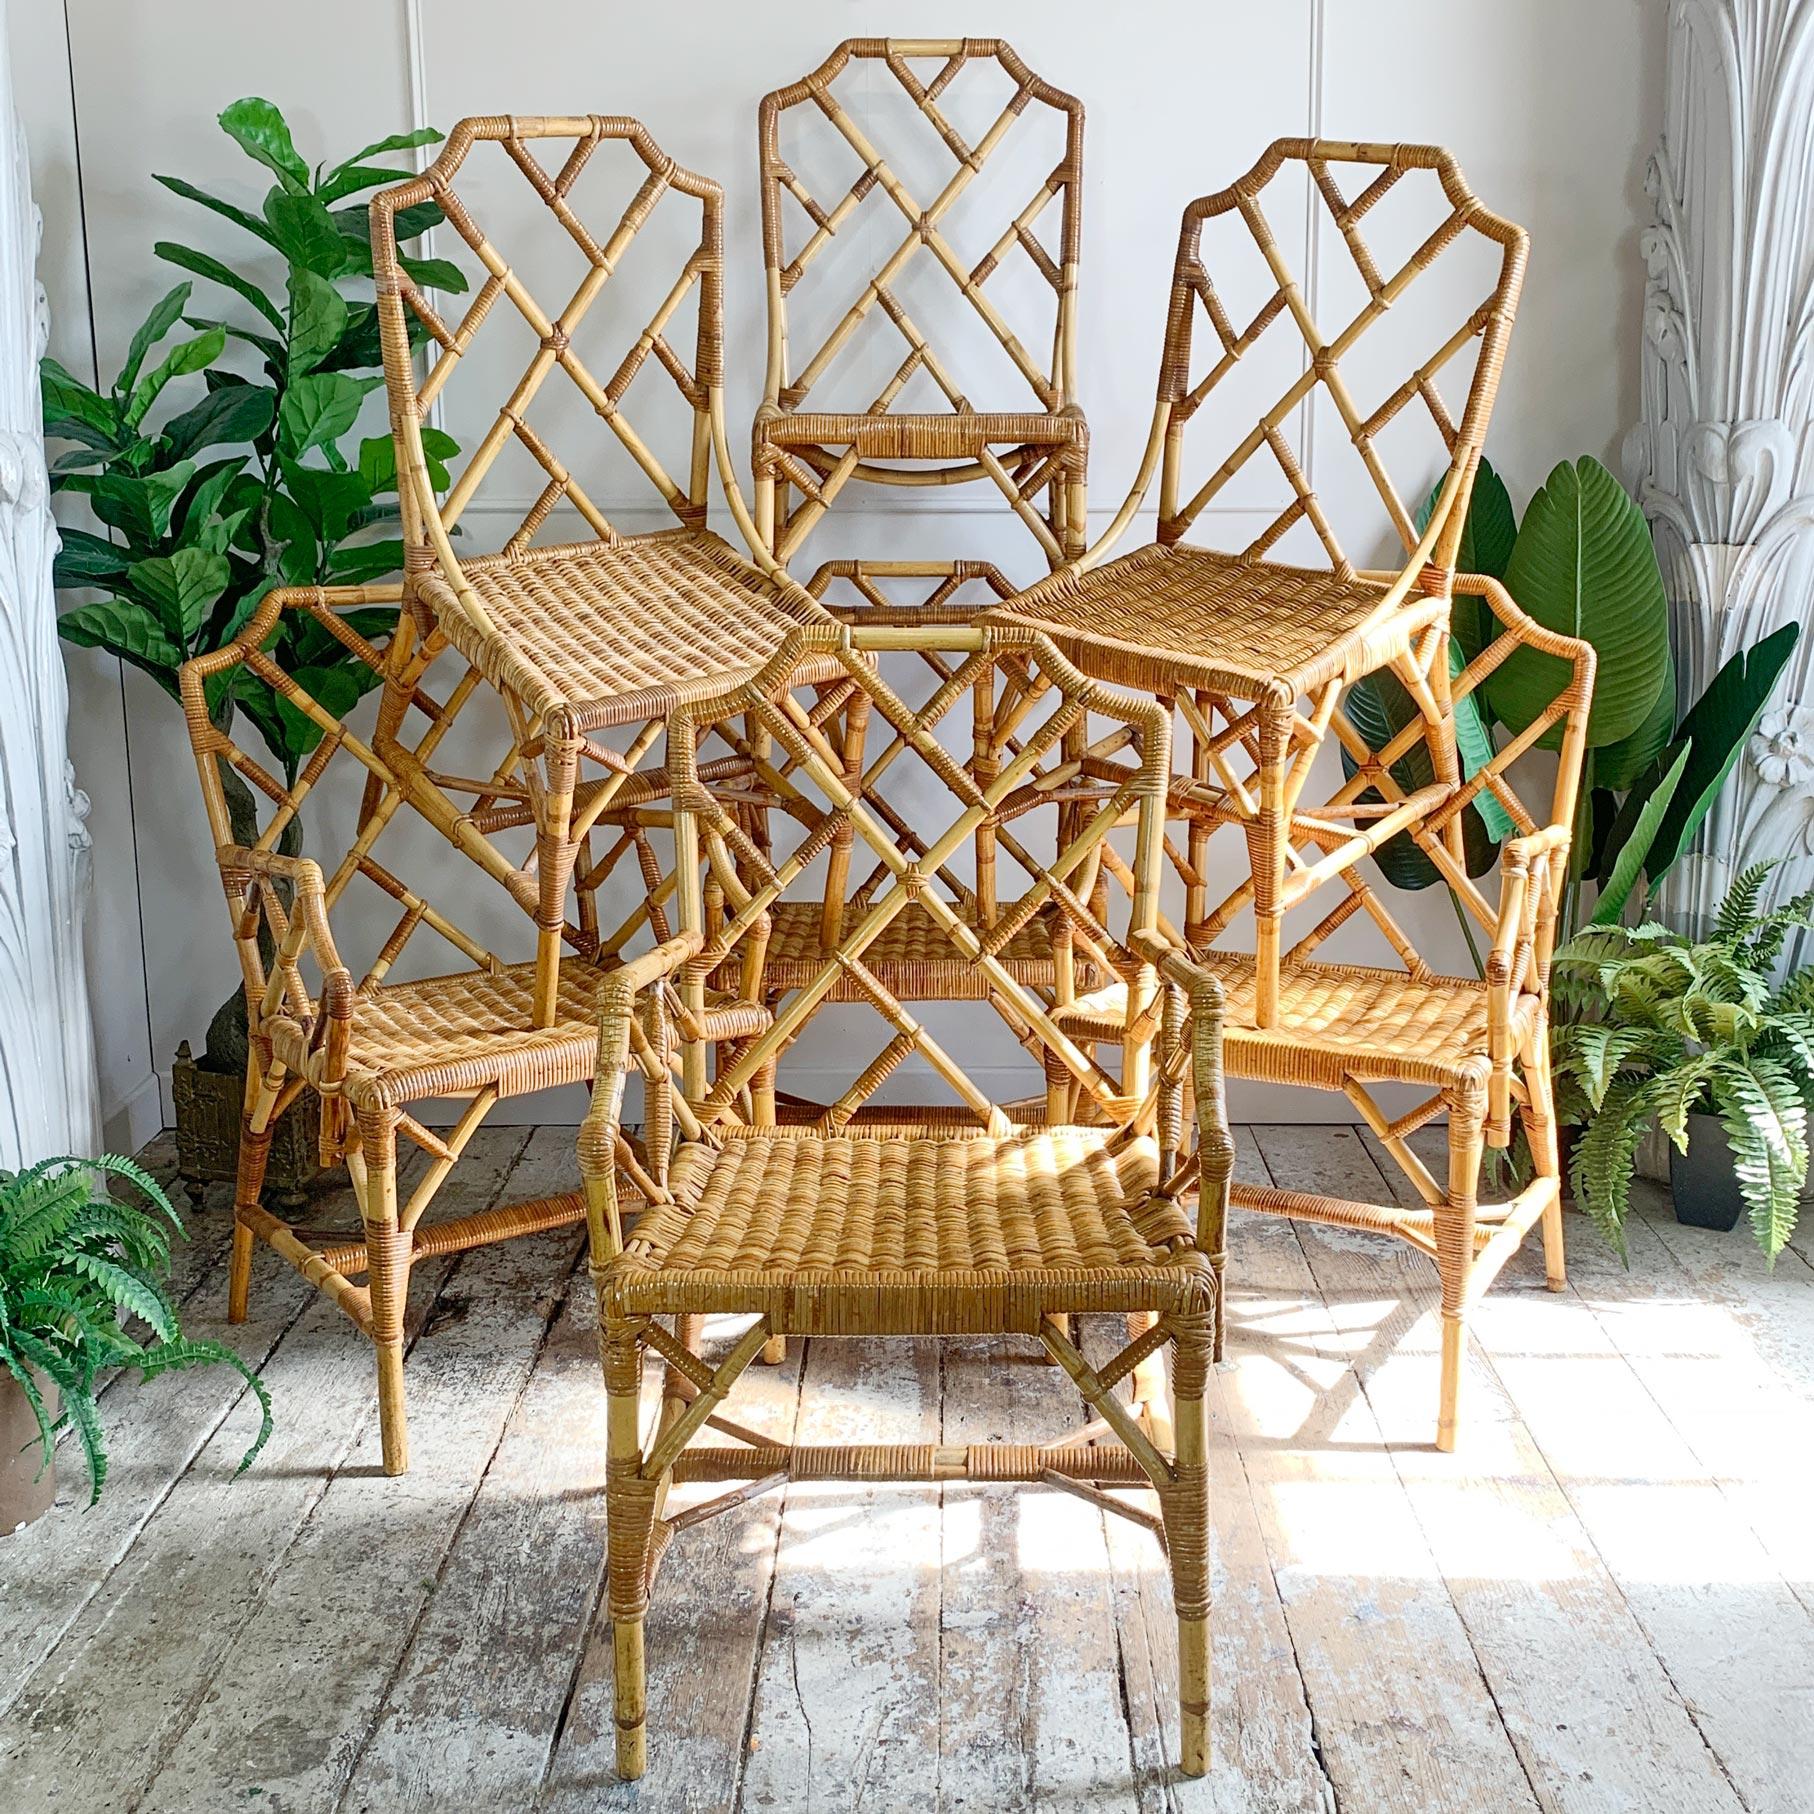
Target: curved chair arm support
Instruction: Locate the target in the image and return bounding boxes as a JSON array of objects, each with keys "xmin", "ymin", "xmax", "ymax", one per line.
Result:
[
  {"xmin": 218, "ymin": 847, "xmax": 358, "ymax": 1084},
  {"xmin": 579, "ymin": 934, "xmax": 705, "ymax": 1262},
  {"xmin": 1130, "ymin": 929, "xmax": 1235, "ymax": 1256}
]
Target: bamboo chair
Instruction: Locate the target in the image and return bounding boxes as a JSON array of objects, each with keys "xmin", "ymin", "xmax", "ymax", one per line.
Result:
[
  {"xmin": 367, "ymin": 115, "xmax": 839, "ymax": 1036},
  {"xmin": 755, "ymin": 39, "xmax": 1088, "ymax": 596},
  {"xmin": 993, "ymin": 140, "xmax": 1530, "ymax": 1028},
  {"xmin": 1050, "ymin": 571, "xmax": 1594, "ymax": 1448},
  {"xmin": 577, "ymin": 619, "xmax": 1230, "ymax": 1779},
  {"xmin": 181, "ymin": 583, "xmax": 770, "ymax": 1475}
]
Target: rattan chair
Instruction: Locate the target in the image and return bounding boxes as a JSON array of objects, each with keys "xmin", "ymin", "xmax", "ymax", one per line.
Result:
[
  {"xmin": 181, "ymin": 584, "xmax": 770, "ymax": 1475},
  {"xmin": 577, "ymin": 620, "xmax": 1229, "ymax": 1780},
  {"xmin": 1049, "ymin": 571, "xmax": 1594, "ymax": 1447},
  {"xmin": 367, "ymin": 115, "xmax": 839, "ymax": 1035},
  {"xmin": 755, "ymin": 39, "xmax": 1088, "ymax": 598},
  {"xmin": 993, "ymin": 140, "xmax": 1529, "ymax": 1028}
]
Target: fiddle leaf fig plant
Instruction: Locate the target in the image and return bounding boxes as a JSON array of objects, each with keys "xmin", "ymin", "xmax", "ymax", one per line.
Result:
[
  {"xmin": 1552, "ymin": 863, "xmax": 1814, "ymax": 1259},
  {"xmin": 42, "ymin": 96, "xmax": 462, "ymax": 783},
  {"xmin": 0, "ymin": 1156, "xmax": 272, "ymax": 1507}
]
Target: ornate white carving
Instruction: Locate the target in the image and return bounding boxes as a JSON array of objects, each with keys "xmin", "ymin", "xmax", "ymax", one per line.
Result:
[
  {"xmin": 0, "ymin": 6, "xmax": 100, "ymax": 1167},
  {"xmin": 1623, "ymin": 0, "xmax": 1814, "ymax": 952}
]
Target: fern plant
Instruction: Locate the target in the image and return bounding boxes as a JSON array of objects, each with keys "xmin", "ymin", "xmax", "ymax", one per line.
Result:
[
  {"xmin": 0, "ymin": 1156, "xmax": 272, "ymax": 1506},
  {"xmin": 1552, "ymin": 862, "xmax": 1814, "ymax": 1259}
]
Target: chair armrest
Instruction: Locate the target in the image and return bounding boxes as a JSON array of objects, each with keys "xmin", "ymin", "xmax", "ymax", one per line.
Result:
[
  {"xmin": 1130, "ymin": 930, "xmax": 1235, "ymax": 1255},
  {"xmin": 216, "ymin": 848, "xmax": 356, "ymax": 1057},
  {"xmin": 578, "ymin": 935, "xmax": 705, "ymax": 1197}
]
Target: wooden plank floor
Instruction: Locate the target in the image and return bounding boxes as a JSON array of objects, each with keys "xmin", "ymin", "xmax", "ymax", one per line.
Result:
[{"xmin": 5, "ymin": 1123, "xmax": 1813, "ymax": 1813}]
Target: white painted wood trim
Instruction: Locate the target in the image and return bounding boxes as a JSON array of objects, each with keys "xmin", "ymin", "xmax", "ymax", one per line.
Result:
[
  {"xmin": 1624, "ymin": 0, "xmax": 1814, "ymax": 955},
  {"xmin": 0, "ymin": 0, "xmax": 98, "ymax": 1166}
]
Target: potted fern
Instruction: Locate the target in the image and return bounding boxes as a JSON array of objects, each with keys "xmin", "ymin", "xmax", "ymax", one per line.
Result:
[
  {"xmin": 0, "ymin": 1156, "xmax": 271, "ymax": 1532},
  {"xmin": 1552, "ymin": 863, "xmax": 1814, "ymax": 1258}
]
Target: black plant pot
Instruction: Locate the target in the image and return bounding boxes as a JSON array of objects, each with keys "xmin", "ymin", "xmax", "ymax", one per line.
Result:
[{"xmin": 1668, "ymin": 1111, "xmax": 1746, "ymax": 1233}]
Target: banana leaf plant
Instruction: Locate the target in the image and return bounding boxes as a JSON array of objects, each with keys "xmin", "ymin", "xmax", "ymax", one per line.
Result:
[{"xmin": 42, "ymin": 97, "xmax": 462, "ymax": 784}]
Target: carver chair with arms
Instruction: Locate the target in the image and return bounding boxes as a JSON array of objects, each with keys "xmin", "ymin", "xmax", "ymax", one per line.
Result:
[
  {"xmin": 181, "ymin": 582, "xmax": 769, "ymax": 1475},
  {"xmin": 578, "ymin": 620, "xmax": 1231, "ymax": 1779}
]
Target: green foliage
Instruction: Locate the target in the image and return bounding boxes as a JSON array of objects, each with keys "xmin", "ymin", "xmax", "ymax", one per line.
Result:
[
  {"xmin": 0, "ymin": 1158, "xmax": 271, "ymax": 1507},
  {"xmin": 42, "ymin": 98, "xmax": 462, "ymax": 780},
  {"xmin": 1484, "ymin": 455, "xmax": 1671, "ymax": 752},
  {"xmin": 1551, "ymin": 862, "xmax": 1814, "ymax": 1260},
  {"xmin": 1353, "ymin": 453, "xmax": 1798, "ymax": 941}
]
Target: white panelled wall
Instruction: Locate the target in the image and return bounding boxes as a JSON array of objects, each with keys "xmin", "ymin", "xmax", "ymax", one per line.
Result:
[{"xmin": 8, "ymin": 1, "xmax": 1662, "ymax": 1140}]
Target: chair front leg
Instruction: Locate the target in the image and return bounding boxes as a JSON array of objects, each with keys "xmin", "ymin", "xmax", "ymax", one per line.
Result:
[
  {"xmin": 1161, "ymin": 1312, "xmax": 1213, "ymax": 1776},
  {"xmin": 355, "ymin": 1104, "xmax": 412, "ymax": 1476},
  {"xmin": 228, "ymin": 1057, "xmax": 283, "ymax": 1323},
  {"xmin": 1436, "ymin": 1086, "xmax": 1486, "ymax": 1453},
  {"xmin": 604, "ymin": 1321, "xmax": 657, "ymax": 1781}
]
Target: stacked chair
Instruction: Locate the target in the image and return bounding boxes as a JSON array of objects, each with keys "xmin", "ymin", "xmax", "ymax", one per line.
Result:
[
  {"xmin": 181, "ymin": 47, "xmax": 1599, "ymax": 1785},
  {"xmin": 996, "ymin": 139, "xmax": 1593, "ymax": 1448}
]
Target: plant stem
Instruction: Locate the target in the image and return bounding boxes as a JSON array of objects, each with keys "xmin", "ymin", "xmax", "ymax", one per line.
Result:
[{"xmin": 1450, "ymin": 885, "xmax": 1484, "ymax": 978}]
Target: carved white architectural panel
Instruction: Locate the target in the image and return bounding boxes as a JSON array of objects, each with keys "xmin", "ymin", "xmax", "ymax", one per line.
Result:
[
  {"xmin": 1624, "ymin": 0, "xmax": 1814, "ymax": 944},
  {"xmin": 0, "ymin": 10, "xmax": 99, "ymax": 1167}
]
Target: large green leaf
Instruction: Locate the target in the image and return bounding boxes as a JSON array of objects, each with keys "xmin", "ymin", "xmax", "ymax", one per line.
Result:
[
  {"xmin": 276, "ymin": 371, "xmax": 371, "ymax": 459},
  {"xmin": 1645, "ymin": 622, "xmax": 1801, "ymax": 881},
  {"xmin": 1592, "ymin": 649, "xmax": 1676, "ymax": 794},
  {"xmin": 273, "ymin": 663, "xmax": 364, "ymax": 764},
  {"xmin": 124, "ymin": 324, "xmax": 224, "ymax": 430},
  {"xmin": 41, "ymin": 358, "xmax": 119, "ymax": 449},
  {"xmin": 89, "ymin": 460, "xmax": 195, "ymax": 547},
  {"xmin": 286, "ymin": 267, "xmax": 348, "ymax": 375},
  {"xmin": 153, "ymin": 240, "xmax": 285, "ymax": 330},
  {"xmin": 1484, "ymin": 456, "xmax": 1670, "ymax": 750},
  {"xmin": 263, "ymin": 190, "xmax": 347, "ymax": 276},
  {"xmin": 1419, "ymin": 454, "xmax": 1516, "ymax": 583},
  {"xmin": 52, "ymin": 528, "xmax": 130, "ymax": 588},
  {"xmin": 327, "ymin": 126, "xmax": 442, "ymax": 175},
  {"xmin": 116, "ymin": 284, "xmax": 191, "ymax": 398},
  {"xmin": 126, "ymin": 547, "xmax": 231, "ymax": 645},
  {"xmin": 153, "ymin": 174, "xmax": 279, "ymax": 249},
  {"xmin": 157, "ymin": 380, "xmax": 274, "ymax": 459},
  {"xmin": 281, "ymin": 459, "xmax": 372, "ymax": 546},
  {"xmin": 1589, "ymin": 742, "xmax": 1690, "ymax": 926},
  {"xmin": 218, "ymin": 97, "xmax": 309, "ymax": 193},
  {"xmin": 1339, "ymin": 657, "xmax": 1501, "ymax": 890},
  {"xmin": 57, "ymin": 598, "xmax": 184, "ymax": 688}
]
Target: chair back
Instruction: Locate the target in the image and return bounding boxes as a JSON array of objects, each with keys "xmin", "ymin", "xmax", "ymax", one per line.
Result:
[
  {"xmin": 1152, "ymin": 140, "xmax": 1526, "ymax": 581},
  {"xmin": 371, "ymin": 116, "xmax": 726, "ymax": 580}
]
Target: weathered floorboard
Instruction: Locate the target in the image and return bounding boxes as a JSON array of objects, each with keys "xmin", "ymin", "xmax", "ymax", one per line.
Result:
[{"xmin": 4, "ymin": 1121, "xmax": 1813, "ymax": 1811}]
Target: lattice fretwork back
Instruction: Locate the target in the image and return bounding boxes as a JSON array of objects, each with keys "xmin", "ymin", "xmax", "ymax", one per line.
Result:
[
  {"xmin": 759, "ymin": 39, "xmax": 1085, "ymax": 419},
  {"xmin": 1156, "ymin": 139, "xmax": 1526, "ymax": 578},
  {"xmin": 372, "ymin": 116, "xmax": 724, "ymax": 565}
]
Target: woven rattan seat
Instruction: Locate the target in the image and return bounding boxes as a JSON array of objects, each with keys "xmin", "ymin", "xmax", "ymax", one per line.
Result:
[
  {"xmin": 732, "ymin": 896, "xmax": 1104, "ymax": 1002},
  {"xmin": 267, "ymin": 962, "xmax": 766, "ymax": 1108},
  {"xmin": 998, "ymin": 543, "xmax": 1422, "ymax": 698},
  {"xmin": 423, "ymin": 529, "xmax": 833, "ymax": 732},
  {"xmin": 1056, "ymin": 954, "xmax": 1540, "ymax": 1095},
  {"xmin": 760, "ymin": 409, "xmax": 1086, "ymax": 462},
  {"xmin": 608, "ymin": 1129, "xmax": 1207, "ymax": 1331}
]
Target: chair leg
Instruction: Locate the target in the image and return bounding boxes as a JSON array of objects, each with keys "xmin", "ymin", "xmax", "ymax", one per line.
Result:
[
  {"xmin": 605, "ymin": 1326, "xmax": 655, "ymax": 1780},
  {"xmin": 357, "ymin": 1108, "xmax": 411, "ymax": 1476},
  {"xmin": 228, "ymin": 1062, "xmax": 282, "ymax": 1323},
  {"xmin": 1525, "ymin": 1020, "xmax": 1568, "ymax": 1293},
  {"xmin": 1436, "ymin": 1092, "xmax": 1485, "ymax": 1453},
  {"xmin": 1164, "ymin": 1314, "xmax": 1213, "ymax": 1776}
]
